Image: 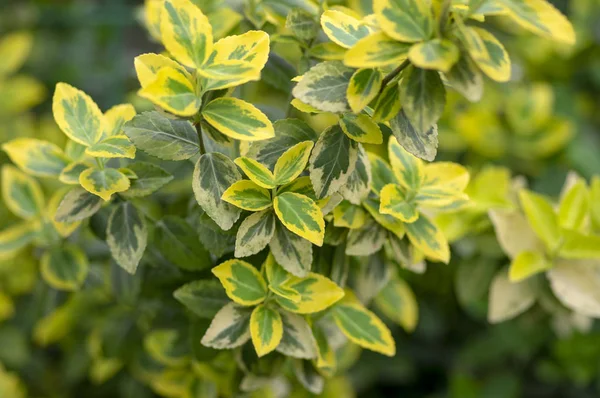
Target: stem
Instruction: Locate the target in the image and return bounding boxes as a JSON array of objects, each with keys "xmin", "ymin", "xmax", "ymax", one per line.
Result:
[
  {"xmin": 439, "ymin": 0, "xmax": 452, "ymax": 35},
  {"xmin": 194, "ymin": 119, "xmax": 206, "ymax": 155},
  {"xmin": 379, "ymin": 59, "xmax": 410, "ymax": 93},
  {"xmin": 95, "ymin": 157, "xmax": 104, "ymax": 170}
]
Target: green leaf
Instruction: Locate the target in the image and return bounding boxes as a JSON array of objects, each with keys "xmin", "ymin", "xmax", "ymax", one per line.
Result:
[
  {"xmin": 368, "ymin": 153, "xmax": 397, "ymax": 195},
  {"xmin": 331, "ymin": 301, "xmax": 395, "ymax": 356},
  {"xmin": 286, "ymin": 8, "xmax": 318, "ymax": 41},
  {"xmin": 508, "ymin": 250, "xmax": 551, "ymax": 282},
  {"xmin": 519, "ymin": 190, "xmax": 561, "ymax": 252},
  {"xmin": 558, "ymin": 180, "xmax": 589, "ymax": 231},
  {"xmin": 274, "ymin": 192, "xmax": 325, "ymax": 246},
  {"xmin": 388, "ymin": 135, "xmax": 423, "ymax": 190},
  {"xmin": 222, "ymin": 180, "xmax": 273, "ymax": 211},
  {"xmin": 408, "ymin": 39, "xmax": 459, "ymax": 73},
  {"xmin": 276, "ymin": 311, "xmax": 318, "ymax": 359},
  {"xmin": 292, "ymin": 61, "xmax": 354, "ymax": 113},
  {"xmin": 40, "ymin": 244, "xmax": 89, "ymax": 291},
  {"xmin": 373, "ymin": 0, "xmax": 433, "ymax": 42},
  {"xmin": 558, "ymin": 229, "xmax": 600, "ymax": 259},
  {"xmin": 405, "ymin": 214, "xmax": 449, "ymax": 263},
  {"xmin": 124, "ymin": 111, "xmax": 200, "ymax": 161},
  {"xmin": 160, "ymin": 0, "xmax": 213, "ymax": 68},
  {"xmin": 173, "ymin": 279, "xmax": 230, "ymax": 319},
  {"xmin": 192, "ymin": 153, "xmax": 242, "ymax": 230},
  {"xmin": 1, "ymin": 165, "xmax": 44, "ymax": 220},
  {"xmin": 201, "ymin": 303, "xmax": 252, "ymax": 349},
  {"xmin": 372, "ymin": 80, "xmax": 402, "ymax": 123},
  {"xmin": 347, "ymin": 68, "xmax": 383, "ymax": 113},
  {"xmin": 85, "ymin": 135, "xmax": 136, "ymax": 159},
  {"xmin": 374, "ymin": 276, "xmax": 418, "ymax": 332},
  {"xmin": 155, "ymin": 216, "xmax": 211, "ymax": 271},
  {"xmin": 144, "ymin": 329, "xmax": 188, "ymax": 367},
  {"xmin": 547, "ymin": 259, "xmax": 600, "ymax": 317},
  {"xmin": 390, "ymin": 109, "xmax": 438, "ymax": 162},
  {"xmin": 488, "ymin": 268, "xmax": 536, "ymax": 323},
  {"xmin": 399, "ymin": 66, "xmax": 446, "ymax": 136},
  {"xmin": 274, "ymin": 141, "xmax": 314, "ymax": 185},
  {"xmin": 250, "ymin": 305, "xmax": 283, "ymax": 357},
  {"xmin": 339, "ymin": 144, "xmax": 371, "ymax": 205},
  {"xmin": 346, "ymin": 218, "xmax": 388, "ymax": 256},
  {"xmin": 202, "ymin": 97, "xmax": 275, "ymax": 141},
  {"xmin": 265, "ymin": 253, "xmax": 302, "ymax": 301},
  {"xmin": 444, "ymin": 55, "xmax": 483, "ymax": 102},
  {"xmin": 339, "ymin": 113, "xmax": 383, "ymax": 144},
  {"xmin": 380, "ymin": 184, "xmax": 419, "ymax": 222},
  {"xmin": 0, "ymin": 221, "xmax": 37, "ymax": 260},
  {"xmin": 106, "ymin": 202, "xmax": 148, "ymax": 274},
  {"xmin": 344, "ymin": 32, "xmax": 411, "ymax": 68},
  {"xmin": 212, "ymin": 259, "xmax": 268, "ymax": 306},
  {"xmin": 275, "ymin": 273, "xmax": 345, "ymax": 314},
  {"xmin": 235, "ymin": 210, "xmax": 276, "ymax": 257},
  {"xmin": 309, "ymin": 125, "xmax": 359, "ymax": 199},
  {"xmin": 333, "ymin": 201, "xmax": 367, "ymax": 229},
  {"xmin": 138, "ymin": 67, "xmax": 201, "ymax": 116},
  {"xmin": 55, "ymin": 188, "xmax": 103, "ymax": 223},
  {"xmin": 269, "ymin": 222, "xmax": 313, "ymax": 277},
  {"xmin": 234, "ymin": 157, "xmax": 276, "ymax": 189},
  {"xmin": 320, "ymin": 10, "xmax": 371, "ymax": 49},
  {"xmin": 2, "ymin": 138, "xmax": 70, "ymax": 178},
  {"xmin": 121, "ymin": 162, "xmax": 173, "ymax": 198},
  {"xmin": 79, "ymin": 167, "xmax": 130, "ymax": 201}
]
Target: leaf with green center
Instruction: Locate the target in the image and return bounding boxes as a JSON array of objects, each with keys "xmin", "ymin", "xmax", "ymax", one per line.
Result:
[
  {"xmin": 274, "ymin": 192, "xmax": 324, "ymax": 246},
  {"xmin": 138, "ymin": 67, "xmax": 201, "ymax": 116},
  {"xmin": 388, "ymin": 135, "xmax": 423, "ymax": 191},
  {"xmin": 52, "ymin": 83, "xmax": 104, "ymax": 147},
  {"xmin": 460, "ymin": 26, "xmax": 511, "ymax": 82},
  {"xmin": 405, "ymin": 214, "xmax": 449, "ymax": 263},
  {"xmin": 202, "ymin": 97, "xmax": 274, "ymax": 141},
  {"xmin": 103, "ymin": 104, "xmax": 136, "ymax": 137},
  {"xmin": 269, "ymin": 222, "xmax": 313, "ymax": 277},
  {"xmin": 134, "ymin": 53, "xmax": 191, "ymax": 88},
  {"xmin": 234, "ymin": 157, "xmax": 276, "ymax": 189},
  {"xmin": 399, "ymin": 66, "xmax": 446, "ymax": 135},
  {"xmin": 79, "ymin": 167, "xmax": 130, "ymax": 201},
  {"xmin": 339, "ymin": 144, "xmax": 371, "ymax": 205},
  {"xmin": 363, "ymin": 197, "xmax": 405, "ymax": 239},
  {"xmin": 373, "ymin": 0, "xmax": 433, "ymax": 42},
  {"xmin": 160, "ymin": 0, "xmax": 213, "ymax": 68},
  {"xmin": 346, "ymin": 218, "xmax": 388, "ymax": 256},
  {"xmin": 380, "ymin": 184, "xmax": 419, "ymax": 223},
  {"xmin": 286, "ymin": 8, "xmax": 318, "ymax": 42},
  {"xmin": 309, "ymin": 125, "xmax": 358, "ymax": 199},
  {"xmin": 313, "ymin": 325, "xmax": 336, "ymax": 373},
  {"xmin": 339, "ymin": 113, "xmax": 383, "ymax": 144},
  {"xmin": 197, "ymin": 60, "xmax": 258, "ymax": 90},
  {"xmin": 201, "ymin": 303, "xmax": 252, "ymax": 349},
  {"xmin": 368, "ymin": 153, "xmax": 398, "ymax": 195},
  {"xmin": 417, "ymin": 162, "xmax": 470, "ymax": 209},
  {"xmin": 333, "ymin": 201, "xmax": 367, "ymax": 229},
  {"xmin": 265, "ymin": 254, "xmax": 302, "ymax": 301},
  {"xmin": 509, "ymin": 250, "xmax": 551, "ymax": 282},
  {"xmin": 344, "ymin": 32, "xmax": 411, "ymax": 68},
  {"xmin": 107, "ymin": 202, "xmax": 147, "ymax": 274},
  {"xmin": 308, "ymin": 42, "xmax": 347, "ymax": 61},
  {"xmin": 374, "ymin": 276, "xmax": 418, "ymax": 332},
  {"xmin": 155, "ymin": 216, "xmax": 211, "ymax": 271},
  {"xmin": 2, "ymin": 138, "xmax": 69, "ymax": 178},
  {"xmin": 320, "ymin": 10, "xmax": 372, "ymax": 49},
  {"xmin": 275, "ymin": 273, "xmax": 345, "ymax": 314},
  {"xmin": 85, "ymin": 135, "xmax": 136, "ymax": 159},
  {"xmin": 193, "ymin": 153, "xmax": 242, "ymax": 230},
  {"xmin": 278, "ymin": 176, "xmax": 316, "ymax": 200},
  {"xmin": 222, "ymin": 180, "xmax": 272, "ymax": 211},
  {"xmin": 250, "ymin": 305, "xmax": 283, "ymax": 357},
  {"xmin": 276, "ymin": 311, "xmax": 318, "ymax": 359},
  {"xmin": 121, "ymin": 162, "xmax": 173, "ymax": 198},
  {"xmin": 444, "ymin": 56, "xmax": 483, "ymax": 102},
  {"xmin": 390, "ymin": 109, "xmax": 438, "ymax": 161},
  {"xmin": 212, "ymin": 259, "xmax": 267, "ymax": 306},
  {"xmin": 1, "ymin": 165, "xmax": 44, "ymax": 219},
  {"xmin": 274, "ymin": 141, "xmax": 314, "ymax": 186},
  {"xmin": 346, "ymin": 68, "xmax": 383, "ymax": 113},
  {"xmin": 124, "ymin": 111, "xmax": 199, "ymax": 161},
  {"xmin": 55, "ymin": 188, "xmax": 103, "ymax": 223},
  {"xmin": 292, "ymin": 61, "xmax": 354, "ymax": 113},
  {"xmin": 519, "ymin": 190, "xmax": 560, "ymax": 252},
  {"xmin": 408, "ymin": 39, "xmax": 459, "ymax": 73},
  {"xmin": 40, "ymin": 244, "xmax": 89, "ymax": 291},
  {"xmin": 372, "ymin": 80, "xmax": 402, "ymax": 123},
  {"xmin": 173, "ymin": 280, "xmax": 230, "ymax": 319},
  {"xmin": 0, "ymin": 221, "xmax": 37, "ymax": 260},
  {"xmin": 331, "ymin": 301, "xmax": 395, "ymax": 356},
  {"xmin": 235, "ymin": 209, "xmax": 276, "ymax": 257}
]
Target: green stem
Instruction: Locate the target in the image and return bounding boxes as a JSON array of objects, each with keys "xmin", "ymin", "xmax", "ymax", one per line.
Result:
[
  {"xmin": 95, "ymin": 157, "xmax": 104, "ymax": 170},
  {"xmin": 438, "ymin": 0, "xmax": 452, "ymax": 35},
  {"xmin": 379, "ymin": 59, "xmax": 410, "ymax": 93}
]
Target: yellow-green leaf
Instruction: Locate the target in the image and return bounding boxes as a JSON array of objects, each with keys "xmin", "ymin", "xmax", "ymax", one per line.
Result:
[
  {"xmin": 509, "ymin": 250, "xmax": 551, "ymax": 282},
  {"xmin": 408, "ymin": 39, "xmax": 459, "ymax": 73},
  {"xmin": 373, "ymin": 0, "xmax": 433, "ymax": 42},
  {"xmin": 519, "ymin": 189, "xmax": 561, "ymax": 252},
  {"xmin": 344, "ymin": 32, "xmax": 411, "ymax": 68},
  {"xmin": 0, "ymin": 221, "xmax": 37, "ymax": 260},
  {"xmin": 0, "ymin": 31, "xmax": 33, "ymax": 77},
  {"xmin": 79, "ymin": 167, "xmax": 131, "ymax": 201},
  {"xmin": 103, "ymin": 104, "xmax": 136, "ymax": 137},
  {"xmin": 332, "ymin": 301, "xmax": 395, "ymax": 356},
  {"xmin": 234, "ymin": 157, "xmax": 276, "ymax": 189},
  {"xmin": 274, "ymin": 192, "xmax": 325, "ymax": 246},
  {"xmin": 59, "ymin": 162, "xmax": 90, "ymax": 185},
  {"xmin": 85, "ymin": 135, "xmax": 136, "ymax": 159},
  {"xmin": 388, "ymin": 135, "xmax": 423, "ymax": 190},
  {"xmin": 333, "ymin": 201, "xmax": 367, "ymax": 229},
  {"xmin": 339, "ymin": 113, "xmax": 383, "ymax": 144},
  {"xmin": 374, "ymin": 277, "xmax": 418, "ymax": 332},
  {"xmin": 221, "ymin": 180, "xmax": 272, "ymax": 211},
  {"xmin": 463, "ymin": 27, "xmax": 511, "ymax": 82},
  {"xmin": 160, "ymin": 0, "xmax": 213, "ymax": 68},
  {"xmin": 212, "ymin": 259, "xmax": 267, "ymax": 306},
  {"xmin": 2, "ymin": 138, "xmax": 69, "ymax": 178},
  {"xmin": 558, "ymin": 180, "xmax": 589, "ymax": 231},
  {"xmin": 2, "ymin": 165, "xmax": 44, "ymax": 219},
  {"xmin": 275, "ymin": 273, "xmax": 345, "ymax": 314},
  {"xmin": 347, "ymin": 68, "xmax": 383, "ymax": 113},
  {"xmin": 134, "ymin": 53, "xmax": 191, "ymax": 88},
  {"xmin": 380, "ymin": 184, "xmax": 418, "ymax": 222},
  {"xmin": 405, "ymin": 214, "xmax": 449, "ymax": 263},
  {"xmin": 320, "ymin": 10, "xmax": 372, "ymax": 49},
  {"xmin": 47, "ymin": 188, "xmax": 81, "ymax": 237},
  {"xmin": 52, "ymin": 82, "xmax": 104, "ymax": 147},
  {"xmin": 372, "ymin": 80, "xmax": 402, "ymax": 123},
  {"xmin": 265, "ymin": 254, "xmax": 302, "ymax": 301},
  {"xmin": 138, "ymin": 66, "xmax": 201, "ymax": 116},
  {"xmin": 41, "ymin": 244, "xmax": 89, "ymax": 291},
  {"xmin": 202, "ymin": 97, "xmax": 275, "ymax": 141},
  {"xmin": 274, "ymin": 141, "xmax": 314, "ymax": 186},
  {"xmin": 250, "ymin": 305, "xmax": 283, "ymax": 357}
]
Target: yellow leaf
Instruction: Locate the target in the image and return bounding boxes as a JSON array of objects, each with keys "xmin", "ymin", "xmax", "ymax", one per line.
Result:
[
  {"xmin": 138, "ymin": 67, "xmax": 201, "ymax": 116},
  {"xmin": 104, "ymin": 104, "xmax": 136, "ymax": 137},
  {"xmin": 134, "ymin": 53, "xmax": 191, "ymax": 88}
]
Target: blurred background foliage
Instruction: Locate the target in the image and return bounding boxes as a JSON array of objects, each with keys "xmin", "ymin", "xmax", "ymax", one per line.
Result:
[{"xmin": 2, "ymin": 0, "xmax": 600, "ymax": 397}]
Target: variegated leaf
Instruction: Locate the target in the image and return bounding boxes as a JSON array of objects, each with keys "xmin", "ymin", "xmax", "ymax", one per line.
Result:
[
  {"xmin": 273, "ymin": 141, "xmax": 314, "ymax": 186},
  {"xmin": 275, "ymin": 273, "xmax": 345, "ymax": 314},
  {"xmin": 201, "ymin": 303, "xmax": 252, "ymax": 349},
  {"xmin": 339, "ymin": 113, "xmax": 383, "ymax": 144},
  {"xmin": 2, "ymin": 165, "xmax": 44, "ymax": 219},
  {"xmin": 40, "ymin": 244, "xmax": 88, "ymax": 291},
  {"xmin": 344, "ymin": 32, "xmax": 411, "ymax": 68},
  {"xmin": 292, "ymin": 61, "xmax": 354, "ymax": 113},
  {"xmin": 276, "ymin": 311, "xmax": 318, "ymax": 359},
  {"xmin": 269, "ymin": 222, "xmax": 313, "ymax": 277},
  {"xmin": 346, "ymin": 68, "xmax": 383, "ymax": 113},
  {"xmin": 346, "ymin": 218, "xmax": 387, "ymax": 256},
  {"xmin": 320, "ymin": 10, "xmax": 371, "ymax": 49},
  {"xmin": 212, "ymin": 259, "xmax": 267, "ymax": 306},
  {"xmin": 107, "ymin": 202, "xmax": 148, "ymax": 274},
  {"xmin": 235, "ymin": 210, "xmax": 276, "ymax": 258},
  {"xmin": 222, "ymin": 180, "xmax": 273, "ymax": 211},
  {"xmin": 405, "ymin": 214, "xmax": 449, "ymax": 263},
  {"xmin": 138, "ymin": 67, "xmax": 201, "ymax": 116},
  {"xmin": 373, "ymin": 0, "xmax": 433, "ymax": 42},
  {"xmin": 2, "ymin": 138, "xmax": 69, "ymax": 178},
  {"xmin": 250, "ymin": 305, "xmax": 283, "ymax": 357},
  {"xmin": 274, "ymin": 192, "xmax": 325, "ymax": 246},
  {"xmin": 79, "ymin": 167, "xmax": 130, "ymax": 201},
  {"xmin": 85, "ymin": 135, "xmax": 136, "ymax": 159},
  {"xmin": 202, "ymin": 97, "xmax": 275, "ymax": 141}
]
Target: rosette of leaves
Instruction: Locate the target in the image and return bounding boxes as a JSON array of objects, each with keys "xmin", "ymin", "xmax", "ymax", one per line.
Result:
[{"xmin": 488, "ymin": 173, "xmax": 600, "ymax": 323}]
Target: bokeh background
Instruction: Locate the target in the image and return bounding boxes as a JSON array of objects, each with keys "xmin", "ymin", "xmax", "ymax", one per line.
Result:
[{"xmin": 2, "ymin": 0, "xmax": 600, "ymax": 397}]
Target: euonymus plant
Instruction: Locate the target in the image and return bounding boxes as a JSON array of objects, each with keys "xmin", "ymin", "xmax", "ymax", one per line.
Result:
[{"xmin": 2, "ymin": 0, "xmax": 598, "ymax": 396}]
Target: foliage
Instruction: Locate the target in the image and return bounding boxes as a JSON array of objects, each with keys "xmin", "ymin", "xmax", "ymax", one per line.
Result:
[{"xmin": 2, "ymin": 0, "xmax": 600, "ymax": 397}]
